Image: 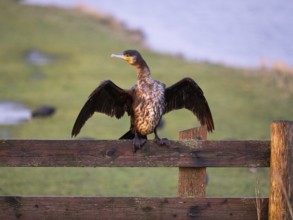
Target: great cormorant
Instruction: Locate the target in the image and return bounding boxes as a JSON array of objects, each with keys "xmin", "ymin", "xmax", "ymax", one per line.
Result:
[{"xmin": 72, "ymin": 50, "xmax": 214, "ymax": 152}]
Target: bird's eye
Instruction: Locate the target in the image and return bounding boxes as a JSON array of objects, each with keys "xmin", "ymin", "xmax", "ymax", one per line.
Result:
[{"xmin": 125, "ymin": 54, "xmax": 129, "ymax": 57}]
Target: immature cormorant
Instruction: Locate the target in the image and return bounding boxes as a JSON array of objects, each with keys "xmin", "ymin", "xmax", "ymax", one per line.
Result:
[{"xmin": 72, "ymin": 50, "xmax": 214, "ymax": 152}]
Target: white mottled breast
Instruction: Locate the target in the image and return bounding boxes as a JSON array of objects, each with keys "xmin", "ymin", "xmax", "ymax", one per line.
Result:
[{"xmin": 133, "ymin": 79, "xmax": 165, "ymax": 135}]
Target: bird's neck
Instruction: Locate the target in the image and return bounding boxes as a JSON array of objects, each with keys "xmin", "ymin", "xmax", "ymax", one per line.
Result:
[{"xmin": 135, "ymin": 63, "xmax": 153, "ymax": 88}]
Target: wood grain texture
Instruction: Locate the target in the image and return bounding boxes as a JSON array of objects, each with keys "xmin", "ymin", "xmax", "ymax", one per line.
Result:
[
  {"xmin": 178, "ymin": 126, "xmax": 207, "ymax": 197},
  {"xmin": 269, "ymin": 121, "xmax": 293, "ymax": 220},
  {"xmin": 0, "ymin": 139, "xmax": 270, "ymax": 167},
  {"xmin": 0, "ymin": 196, "xmax": 268, "ymax": 220}
]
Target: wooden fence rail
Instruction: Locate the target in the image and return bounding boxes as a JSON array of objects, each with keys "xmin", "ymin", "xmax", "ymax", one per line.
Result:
[
  {"xmin": 0, "ymin": 121, "xmax": 292, "ymax": 220},
  {"xmin": 0, "ymin": 140, "xmax": 270, "ymax": 167},
  {"xmin": 0, "ymin": 197, "xmax": 268, "ymax": 220}
]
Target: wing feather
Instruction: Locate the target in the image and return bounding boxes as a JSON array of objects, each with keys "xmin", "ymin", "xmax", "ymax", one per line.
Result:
[
  {"xmin": 165, "ymin": 77, "xmax": 214, "ymax": 132},
  {"xmin": 71, "ymin": 80, "xmax": 132, "ymax": 136}
]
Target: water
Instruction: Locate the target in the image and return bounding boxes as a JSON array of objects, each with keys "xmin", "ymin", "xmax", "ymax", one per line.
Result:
[{"xmin": 24, "ymin": 0, "xmax": 293, "ymax": 68}]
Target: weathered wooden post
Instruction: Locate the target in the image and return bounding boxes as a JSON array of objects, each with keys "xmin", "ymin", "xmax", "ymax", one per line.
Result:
[
  {"xmin": 178, "ymin": 126, "xmax": 207, "ymax": 197},
  {"xmin": 269, "ymin": 121, "xmax": 293, "ymax": 220}
]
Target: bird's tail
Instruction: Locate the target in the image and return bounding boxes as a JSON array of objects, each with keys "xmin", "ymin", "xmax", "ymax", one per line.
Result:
[
  {"xmin": 119, "ymin": 130, "xmax": 135, "ymax": 139},
  {"xmin": 119, "ymin": 130, "xmax": 147, "ymax": 140}
]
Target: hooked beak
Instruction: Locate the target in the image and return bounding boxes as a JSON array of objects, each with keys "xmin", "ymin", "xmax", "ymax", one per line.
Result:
[{"xmin": 111, "ymin": 54, "xmax": 125, "ymax": 59}]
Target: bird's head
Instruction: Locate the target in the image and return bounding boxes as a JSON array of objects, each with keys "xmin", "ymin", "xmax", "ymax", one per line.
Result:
[{"xmin": 111, "ymin": 50, "xmax": 144, "ymax": 66}]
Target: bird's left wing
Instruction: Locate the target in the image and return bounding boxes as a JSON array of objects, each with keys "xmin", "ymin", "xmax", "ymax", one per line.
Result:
[
  {"xmin": 164, "ymin": 77, "xmax": 214, "ymax": 132},
  {"xmin": 71, "ymin": 80, "xmax": 132, "ymax": 137}
]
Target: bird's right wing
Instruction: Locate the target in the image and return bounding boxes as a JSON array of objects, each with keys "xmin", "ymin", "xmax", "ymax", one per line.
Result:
[{"xmin": 71, "ymin": 80, "xmax": 133, "ymax": 137}]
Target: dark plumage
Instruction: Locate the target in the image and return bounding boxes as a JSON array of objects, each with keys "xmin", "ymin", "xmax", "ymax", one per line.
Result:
[{"xmin": 72, "ymin": 50, "xmax": 214, "ymax": 152}]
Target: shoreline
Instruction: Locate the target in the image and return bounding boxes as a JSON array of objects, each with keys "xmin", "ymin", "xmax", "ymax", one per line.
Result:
[
  {"xmin": 22, "ymin": 1, "xmax": 293, "ymax": 72},
  {"xmin": 73, "ymin": 3, "xmax": 293, "ymax": 73},
  {"xmin": 72, "ymin": 3, "xmax": 146, "ymax": 48}
]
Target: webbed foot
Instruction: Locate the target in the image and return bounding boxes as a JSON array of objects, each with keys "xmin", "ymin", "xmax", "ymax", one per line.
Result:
[
  {"xmin": 154, "ymin": 128, "xmax": 169, "ymax": 147},
  {"xmin": 133, "ymin": 133, "xmax": 147, "ymax": 153},
  {"xmin": 154, "ymin": 137, "xmax": 169, "ymax": 146}
]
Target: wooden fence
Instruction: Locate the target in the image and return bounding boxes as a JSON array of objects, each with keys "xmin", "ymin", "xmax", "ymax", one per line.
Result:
[{"xmin": 0, "ymin": 121, "xmax": 292, "ymax": 220}]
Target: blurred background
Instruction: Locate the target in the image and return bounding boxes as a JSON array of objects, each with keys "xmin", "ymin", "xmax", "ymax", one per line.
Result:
[{"xmin": 0, "ymin": 0, "xmax": 292, "ymax": 197}]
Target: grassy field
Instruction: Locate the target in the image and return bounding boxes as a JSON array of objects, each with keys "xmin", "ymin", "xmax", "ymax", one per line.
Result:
[{"xmin": 0, "ymin": 0, "xmax": 292, "ymax": 197}]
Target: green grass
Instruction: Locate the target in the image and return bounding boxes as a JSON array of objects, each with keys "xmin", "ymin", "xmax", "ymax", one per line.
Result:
[{"xmin": 0, "ymin": 0, "xmax": 292, "ymax": 197}]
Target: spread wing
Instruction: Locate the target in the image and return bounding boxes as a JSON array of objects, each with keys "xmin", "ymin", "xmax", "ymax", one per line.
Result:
[
  {"xmin": 164, "ymin": 77, "xmax": 214, "ymax": 132},
  {"xmin": 71, "ymin": 80, "xmax": 132, "ymax": 137}
]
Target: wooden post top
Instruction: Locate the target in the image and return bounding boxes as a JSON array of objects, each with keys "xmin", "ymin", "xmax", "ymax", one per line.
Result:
[{"xmin": 178, "ymin": 126, "xmax": 207, "ymax": 197}]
